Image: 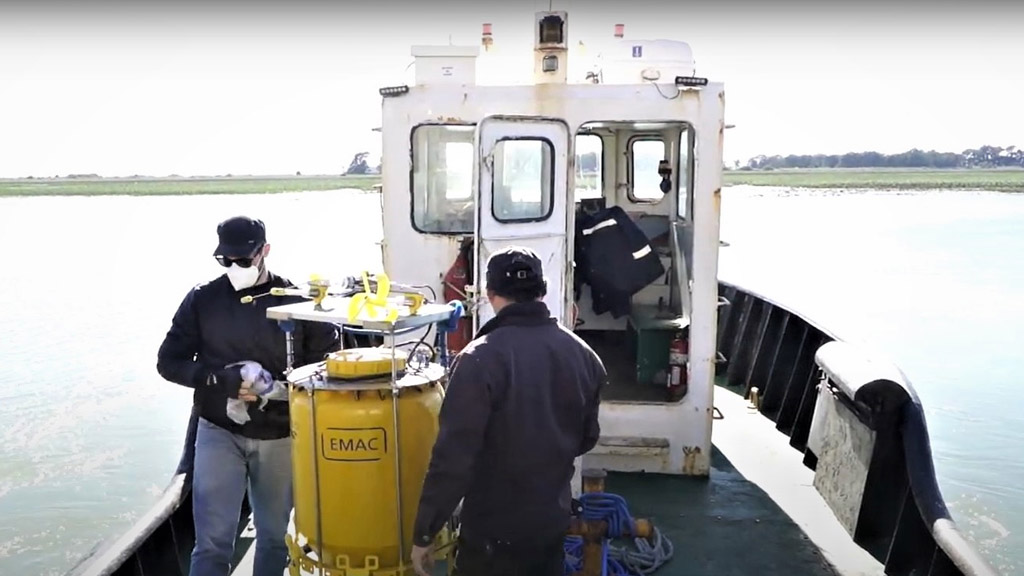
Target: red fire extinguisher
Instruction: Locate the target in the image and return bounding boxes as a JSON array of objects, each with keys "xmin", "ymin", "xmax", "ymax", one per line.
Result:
[
  {"xmin": 668, "ymin": 332, "xmax": 689, "ymax": 401},
  {"xmin": 442, "ymin": 239, "xmax": 475, "ymax": 356}
]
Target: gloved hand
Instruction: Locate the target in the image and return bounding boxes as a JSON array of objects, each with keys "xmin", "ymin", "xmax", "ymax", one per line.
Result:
[
  {"xmin": 238, "ymin": 362, "xmax": 274, "ymax": 396},
  {"xmin": 202, "ymin": 365, "xmax": 245, "ymax": 399}
]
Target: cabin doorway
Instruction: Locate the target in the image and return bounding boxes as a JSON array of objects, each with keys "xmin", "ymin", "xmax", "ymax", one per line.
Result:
[
  {"xmin": 571, "ymin": 120, "xmax": 695, "ymax": 405},
  {"xmin": 472, "ymin": 116, "xmax": 572, "ymax": 331}
]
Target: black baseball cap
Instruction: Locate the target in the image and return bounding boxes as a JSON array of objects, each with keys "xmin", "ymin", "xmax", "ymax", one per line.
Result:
[
  {"xmin": 213, "ymin": 216, "xmax": 266, "ymax": 258},
  {"xmin": 485, "ymin": 246, "xmax": 545, "ymax": 295}
]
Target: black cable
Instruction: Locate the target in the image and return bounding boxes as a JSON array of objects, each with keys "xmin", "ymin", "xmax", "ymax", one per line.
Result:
[{"xmin": 409, "ymin": 284, "xmax": 437, "ymax": 301}]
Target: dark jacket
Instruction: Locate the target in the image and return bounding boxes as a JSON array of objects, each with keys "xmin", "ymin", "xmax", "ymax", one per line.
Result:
[
  {"xmin": 156, "ymin": 272, "xmax": 339, "ymax": 440},
  {"xmin": 575, "ymin": 205, "xmax": 665, "ymax": 318},
  {"xmin": 412, "ymin": 300, "xmax": 606, "ymax": 548}
]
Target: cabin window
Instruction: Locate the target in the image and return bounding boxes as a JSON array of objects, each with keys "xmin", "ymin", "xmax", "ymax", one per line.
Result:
[
  {"xmin": 575, "ymin": 133, "xmax": 603, "ymax": 201},
  {"xmin": 629, "ymin": 137, "xmax": 666, "ymax": 202},
  {"xmin": 411, "ymin": 124, "xmax": 475, "ymax": 234},
  {"xmin": 677, "ymin": 127, "xmax": 694, "ymax": 219},
  {"xmin": 445, "ymin": 142, "xmax": 473, "ymax": 200},
  {"xmin": 491, "ymin": 137, "xmax": 554, "ymax": 223}
]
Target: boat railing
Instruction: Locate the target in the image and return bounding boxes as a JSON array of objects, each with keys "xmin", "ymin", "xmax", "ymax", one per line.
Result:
[
  {"xmin": 716, "ymin": 279, "xmax": 1000, "ymax": 576},
  {"xmin": 62, "ymin": 471, "xmax": 190, "ymax": 576}
]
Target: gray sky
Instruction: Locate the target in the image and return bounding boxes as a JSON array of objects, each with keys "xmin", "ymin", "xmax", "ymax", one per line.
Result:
[{"xmin": 1, "ymin": 0, "xmax": 1020, "ymax": 177}]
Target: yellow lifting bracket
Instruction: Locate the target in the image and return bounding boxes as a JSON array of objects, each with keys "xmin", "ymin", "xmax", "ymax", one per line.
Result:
[{"xmin": 347, "ymin": 272, "xmax": 426, "ymax": 324}]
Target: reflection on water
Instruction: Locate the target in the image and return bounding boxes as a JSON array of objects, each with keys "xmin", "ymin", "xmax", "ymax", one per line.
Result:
[{"xmin": 0, "ymin": 186, "xmax": 1020, "ymax": 574}]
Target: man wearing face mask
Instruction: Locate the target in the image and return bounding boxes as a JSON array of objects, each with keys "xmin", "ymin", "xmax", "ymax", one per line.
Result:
[{"xmin": 156, "ymin": 215, "xmax": 340, "ymax": 576}]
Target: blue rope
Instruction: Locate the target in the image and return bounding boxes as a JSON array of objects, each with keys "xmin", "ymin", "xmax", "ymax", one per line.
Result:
[
  {"xmin": 579, "ymin": 492, "xmax": 637, "ymax": 539},
  {"xmin": 564, "ymin": 535, "xmax": 583, "ymax": 574},
  {"xmin": 603, "ymin": 538, "xmax": 610, "ymax": 576},
  {"xmin": 563, "ymin": 492, "xmax": 672, "ymax": 576}
]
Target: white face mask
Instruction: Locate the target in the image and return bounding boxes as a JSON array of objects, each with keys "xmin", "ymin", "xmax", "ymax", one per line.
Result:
[{"xmin": 226, "ymin": 262, "xmax": 261, "ymax": 291}]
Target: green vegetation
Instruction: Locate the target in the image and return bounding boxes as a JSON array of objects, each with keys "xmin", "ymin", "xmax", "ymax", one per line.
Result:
[
  {"xmin": 0, "ymin": 175, "xmax": 380, "ymax": 197},
  {"xmin": 738, "ymin": 145, "xmax": 1023, "ymax": 170},
  {"xmin": 722, "ymin": 168, "xmax": 1024, "ymax": 192},
  {"xmin": 3, "ymin": 168, "xmax": 1024, "ymax": 198},
  {"xmin": 722, "ymin": 145, "xmax": 1024, "ymax": 191}
]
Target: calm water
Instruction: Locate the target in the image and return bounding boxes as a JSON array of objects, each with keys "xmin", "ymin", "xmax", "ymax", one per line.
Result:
[{"xmin": 0, "ymin": 187, "xmax": 1020, "ymax": 574}]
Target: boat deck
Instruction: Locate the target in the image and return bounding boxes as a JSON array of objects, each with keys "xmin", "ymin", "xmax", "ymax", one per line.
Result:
[{"xmin": 229, "ymin": 382, "xmax": 884, "ymax": 576}]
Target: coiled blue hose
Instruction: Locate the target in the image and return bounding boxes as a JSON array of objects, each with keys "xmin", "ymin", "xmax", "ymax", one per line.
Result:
[{"xmin": 563, "ymin": 492, "xmax": 673, "ymax": 576}]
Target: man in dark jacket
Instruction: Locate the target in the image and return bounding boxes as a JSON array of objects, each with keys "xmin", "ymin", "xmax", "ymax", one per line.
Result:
[
  {"xmin": 156, "ymin": 216, "xmax": 339, "ymax": 576},
  {"xmin": 410, "ymin": 246, "xmax": 606, "ymax": 576}
]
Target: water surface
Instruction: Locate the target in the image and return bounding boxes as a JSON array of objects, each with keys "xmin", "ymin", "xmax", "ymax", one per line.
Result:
[{"xmin": 0, "ymin": 187, "xmax": 1019, "ymax": 574}]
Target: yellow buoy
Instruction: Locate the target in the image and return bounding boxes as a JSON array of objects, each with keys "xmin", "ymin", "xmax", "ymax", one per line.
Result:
[
  {"xmin": 286, "ymin": 360, "xmax": 444, "ymax": 574},
  {"xmin": 325, "ymin": 348, "xmax": 408, "ymax": 380}
]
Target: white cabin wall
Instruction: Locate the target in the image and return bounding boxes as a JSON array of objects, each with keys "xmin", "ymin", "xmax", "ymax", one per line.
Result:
[
  {"xmin": 684, "ymin": 87, "xmax": 725, "ymax": 476},
  {"xmin": 382, "ymin": 84, "xmax": 708, "ymax": 308},
  {"xmin": 618, "ymin": 127, "xmax": 677, "ymax": 312},
  {"xmin": 380, "ymin": 82, "xmax": 723, "ymax": 476},
  {"xmin": 379, "ymin": 105, "xmax": 468, "ymax": 307}
]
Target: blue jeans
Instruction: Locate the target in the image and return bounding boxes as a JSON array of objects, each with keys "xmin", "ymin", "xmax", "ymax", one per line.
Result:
[{"xmin": 190, "ymin": 418, "xmax": 293, "ymax": 576}]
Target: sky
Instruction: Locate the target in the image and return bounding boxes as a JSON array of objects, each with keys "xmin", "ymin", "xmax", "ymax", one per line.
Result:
[{"xmin": 0, "ymin": 0, "xmax": 1021, "ymax": 178}]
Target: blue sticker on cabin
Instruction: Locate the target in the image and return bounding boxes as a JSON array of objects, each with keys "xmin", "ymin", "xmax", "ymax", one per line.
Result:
[{"xmin": 632, "ymin": 45, "xmax": 642, "ymax": 58}]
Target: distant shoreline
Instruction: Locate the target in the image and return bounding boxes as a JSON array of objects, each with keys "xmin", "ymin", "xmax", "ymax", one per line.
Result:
[
  {"xmin": 2, "ymin": 168, "xmax": 1023, "ymax": 197},
  {"xmin": 0, "ymin": 175, "xmax": 382, "ymax": 197},
  {"xmin": 722, "ymin": 167, "xmax": 1024, "ymax": 192}
]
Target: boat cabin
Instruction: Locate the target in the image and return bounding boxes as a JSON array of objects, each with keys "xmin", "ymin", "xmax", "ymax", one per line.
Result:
[{"xmin": 378, "ymin": 11, "xmax": 725, "ymax": 482}]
